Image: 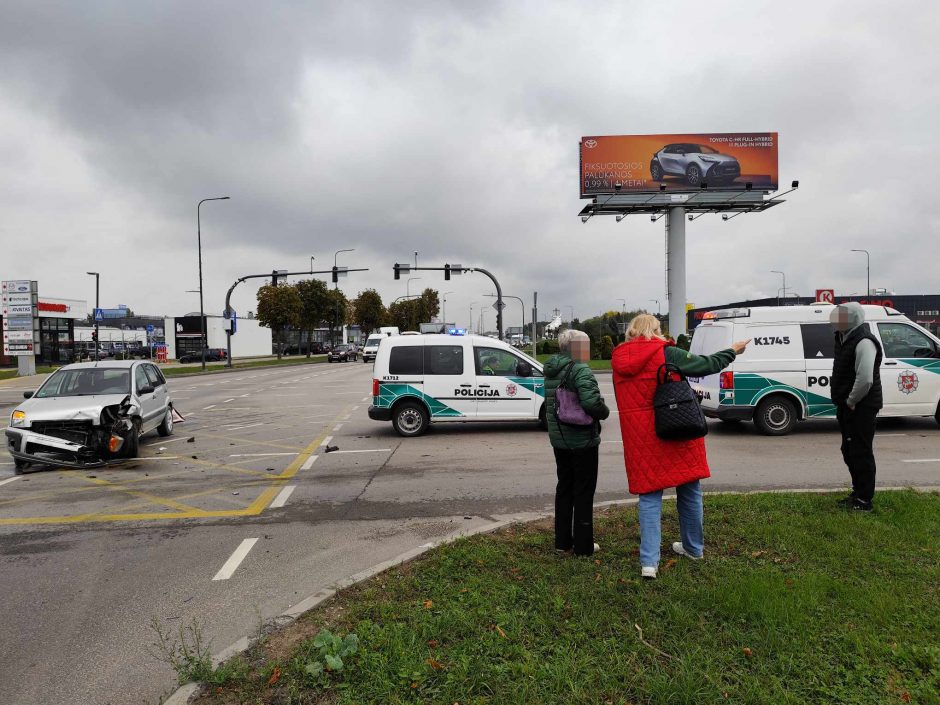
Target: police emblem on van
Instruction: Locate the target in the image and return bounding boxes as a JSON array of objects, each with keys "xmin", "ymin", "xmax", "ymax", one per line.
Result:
[
  {"xmin": 506, "ymin": 383, "xmax": 518, "ymax": 397},
  {"xmin": 898, "ymin": 371, "xmax": 919, "ymax": 394}
]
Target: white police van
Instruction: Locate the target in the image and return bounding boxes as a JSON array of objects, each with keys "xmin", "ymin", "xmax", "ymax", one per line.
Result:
[
  {"xmin": 689, "ymin": 305, "xmax": 940, "ymax": 435},
  {"xmin": 368, "ymin": 331, "xmax": 545, "ymax": 436}
]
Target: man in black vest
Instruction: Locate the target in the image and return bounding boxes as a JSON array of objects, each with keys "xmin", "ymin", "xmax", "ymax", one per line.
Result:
[{"xmin": 830, "ymin": 303, "xmax": 883, "ymax": 511}]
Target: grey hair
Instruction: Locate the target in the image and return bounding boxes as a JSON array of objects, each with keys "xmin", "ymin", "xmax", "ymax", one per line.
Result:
[{"xmin": 558, "ymin": 328, "xmax": 589, "ymax": 353}]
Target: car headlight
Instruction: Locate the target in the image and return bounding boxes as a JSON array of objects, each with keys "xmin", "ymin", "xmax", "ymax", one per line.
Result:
[
  {"xmin": 11, "ymin": 410, "xmax": 27, "ymax": 427},
  {"xmin": 700, "ymin": 156, "xmax": 718, "ymax": 162}
]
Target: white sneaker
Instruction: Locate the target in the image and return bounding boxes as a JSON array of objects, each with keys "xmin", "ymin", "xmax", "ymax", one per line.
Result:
[
  {"xmin": 641, "ymin": 566, "xmax": 657, "ymax": 580},
  {"xmin": 672, "ymin": 542, "xmax": 702, "ymax": 560},
  {"xmin": 593, "ymin": 542, "xmax": 600, "ymax": 553}
]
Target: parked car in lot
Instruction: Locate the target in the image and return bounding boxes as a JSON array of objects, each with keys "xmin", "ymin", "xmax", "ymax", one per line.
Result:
[
  {"xmin": 649, "ymin": 143, "xmax": 741, "ymax": 186},
  {"xmin": 327, "ymin": 344, "xmax": 357, "ymax": 362},
  {"xmin": 178, "ymin": 348, "xmax": 227, "ymax": 363},
  {"xmin": 5, "ymin": 361, "xmax": 175, "ymax": 472}
]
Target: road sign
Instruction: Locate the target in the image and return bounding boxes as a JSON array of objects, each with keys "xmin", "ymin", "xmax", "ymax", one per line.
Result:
[
  {"xmin": 146, "ymin": 324, "xmax": 154, "ymax": 333},
  {"xmin": 94, "ymin": 308, "xmax": 104, "ymax": 321},
  {"xmin": 3, "ymin": 304, "xmax": 33, "ymax": 316},
  {"xmin": 3, "ymin": 330, "xmax": 34, "ymax": 342},
  {"xmin": 2, "ymin": 317, "xmax": 33, "ymax": 331},
  {"xmin": 1, "ymin": 292, "xmax": 31, "ymax": 305},
  {"xmin": 492, "ymin": 300, "xmax": 507, "ymax": 311},
  {"xmin": 1, "ymin": 280, "xmax": 31, "ymax": 294},
  {"xmin": 816, "ymin": 289, "xmax": 835, "ymax": 304}
]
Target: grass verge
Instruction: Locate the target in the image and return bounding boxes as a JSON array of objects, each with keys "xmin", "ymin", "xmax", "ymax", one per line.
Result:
[
  {"xmin": 161, "ymin": 356, "xmax": 331, "ymax": 377},
  {"xmin": 191, "ymin": 490, "xmax": 939, "ymax": 705},
  {"xmin": 0, "ymin": 365, "xmax": 60, "ymax": 381}
]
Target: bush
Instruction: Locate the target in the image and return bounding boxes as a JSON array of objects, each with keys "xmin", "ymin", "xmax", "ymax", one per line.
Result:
[
  {"xmin": 537, "ymin": 339, "xmax": 559, "ymax": 355},
  {"xmin": 600, "ymin": 335, "xmax": 614, "ymax": 360}
]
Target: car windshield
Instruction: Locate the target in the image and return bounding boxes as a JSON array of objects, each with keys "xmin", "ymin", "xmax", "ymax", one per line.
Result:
[
  {"xmin": 335, "ymin": 345, "xmax": 349, "ymax": 351},
  {"xmin": 35, "ymin": 368, "xmax": 131, "ymax": 398}
]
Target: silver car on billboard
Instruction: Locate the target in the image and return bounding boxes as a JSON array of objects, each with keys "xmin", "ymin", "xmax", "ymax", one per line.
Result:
[{"xmin": 649, "ymin": 143, "xmax": 741, "ymax": 186}]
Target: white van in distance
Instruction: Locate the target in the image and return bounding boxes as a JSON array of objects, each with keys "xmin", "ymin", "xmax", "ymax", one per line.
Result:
[
  {"xmin": 368, "ymin": 332, "xmax": 545, "ymax": 436},
  {"xmin": 689, "ymin": 305, "xmax": 940, "ymax": 435}
]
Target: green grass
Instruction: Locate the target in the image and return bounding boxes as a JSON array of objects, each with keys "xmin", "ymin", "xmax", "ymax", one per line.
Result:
[
  {"xmin": 161, "ymin": 356, "xmax": 329, "ymax": 377},
  {"xmin": 0, "ymin": 365, "xmax": 60, "ymax": 381},
  {"xmin": 536, "ymin": 354, "xmax": 611, "ymax": 370},
  {"xmin": 193, "ymin": 491, "xmax": 940, "ymax": 705}
]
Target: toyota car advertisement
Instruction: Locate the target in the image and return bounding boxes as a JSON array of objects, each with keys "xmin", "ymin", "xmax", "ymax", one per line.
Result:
[{"xmin": 580, "ymin": 132, "xmax": 778, "ymax": 196}]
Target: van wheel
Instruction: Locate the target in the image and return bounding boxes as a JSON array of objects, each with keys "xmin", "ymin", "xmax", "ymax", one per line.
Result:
[
  {"xmin": 754, "ymin": 396, "xmax": 798, "ymax": 435},
  {"xmin": 935, "ymin": 401, "xmax": 940, "ymax": 427},
  {"xmin": 538, "ymin": 404, "xmax": 547, "ymax": 430},
  {"xmin": 392, "ymin": 401, "xmax": 429, "ymax": 437}
]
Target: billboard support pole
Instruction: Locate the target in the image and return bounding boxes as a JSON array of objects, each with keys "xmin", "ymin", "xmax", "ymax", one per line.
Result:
[{"xmin": 666, "ymin": 206, "xmax": 687, "ymax": 339}]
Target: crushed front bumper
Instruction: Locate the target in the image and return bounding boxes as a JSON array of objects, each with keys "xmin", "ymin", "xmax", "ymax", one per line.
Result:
[{"xmin": 5, "ymin": 427, "xmax": 107, "ymax": 468}]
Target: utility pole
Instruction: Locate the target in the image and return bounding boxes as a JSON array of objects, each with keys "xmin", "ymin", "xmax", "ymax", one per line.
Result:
[{"xmin": 851, "ymin": 249, "xmax": 870, "ymax": 296}]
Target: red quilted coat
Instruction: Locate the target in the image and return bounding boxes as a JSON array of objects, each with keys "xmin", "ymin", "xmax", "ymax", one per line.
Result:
[{"xmin": 611, "ymin": 338, "xmax": 710, "ymax": 495}]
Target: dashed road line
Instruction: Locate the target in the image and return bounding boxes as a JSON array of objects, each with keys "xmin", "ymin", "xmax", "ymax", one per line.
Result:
[
  {"xmin": 212, "ymin": 538, "xmax": 258, "ymax": 581},
  {"xmin": 270, "ymin": 485, "xmax": 296, "ymax": 508},
  {"xmin": 0, "ymin": 476, "xmax": 21, "ymax": 488},
  {"xmin": 333, "ymin": 423, "xmax": 343, "ymax": 431},
  {"xmin": 203, "ymin": 404, "xmax": 217, "ymax": 410},
  {"xmin": 301, "ymin": 455, "xmax": 319, "ymax": 470},
  {"xmin": 901, "ymin": 458, "xmax": 940, "ymax": 463},
  {"xmin": 223, "ymin": 398, "xmax": 235, "ymax": 403},
  {"xmin": 324, "ymin": 448, "xmax": 391, "ymax": 454},
  {"xmin": 224, "ymin": 422, "xmax": 266, "ymax": 431},
  {"xmin": 320, "ymin": 435, "xmax": 333, "ymax": 447}
]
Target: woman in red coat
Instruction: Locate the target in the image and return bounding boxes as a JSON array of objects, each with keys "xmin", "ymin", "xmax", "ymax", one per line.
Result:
[{"xmin": 612, "ymin": 315, "xmax": 748, "ymax": 579}]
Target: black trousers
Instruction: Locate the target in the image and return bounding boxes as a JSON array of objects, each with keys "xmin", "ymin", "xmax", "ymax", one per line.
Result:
[
  {"xmin": 553, "ymin": 445, "xmax": 599, "ymax": 555},
  {"xmin": 836, "ymin": 405, "xmax": 878, "ymax": 502}
]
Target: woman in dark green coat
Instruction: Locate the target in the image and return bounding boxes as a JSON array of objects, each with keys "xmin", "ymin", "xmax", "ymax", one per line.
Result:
[{"xmin": 544, "ymin": 329, "xmax": 610, "ymax": 556}]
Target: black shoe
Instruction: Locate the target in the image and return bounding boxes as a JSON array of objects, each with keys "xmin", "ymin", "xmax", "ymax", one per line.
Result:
[
  {"xmin": 851, "ymin": 498, "xmax": 873, "ymax": 512},
  {"xmin": 836, "ymin": 493, "xmax": 856, "ymax": 508}
]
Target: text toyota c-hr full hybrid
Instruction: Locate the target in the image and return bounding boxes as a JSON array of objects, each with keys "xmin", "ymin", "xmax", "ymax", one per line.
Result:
[{"xmin": 649, "ymin": 143, "xmax": 740, "ymax": 186}]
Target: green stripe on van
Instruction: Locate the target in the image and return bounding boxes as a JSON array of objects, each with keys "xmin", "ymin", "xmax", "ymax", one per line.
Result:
[
  {"xmin": 726, "ymin": 373, "xmax": 836, "ymax": 418},
  {"xmin": 376, "ymin": 384, "xmax": 463, "ymax": 417}
]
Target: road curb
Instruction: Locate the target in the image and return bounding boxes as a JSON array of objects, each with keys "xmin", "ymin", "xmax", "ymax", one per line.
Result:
[{"xmin": 161, "ymin": 485, "xmax": 939, "ymax": 704}]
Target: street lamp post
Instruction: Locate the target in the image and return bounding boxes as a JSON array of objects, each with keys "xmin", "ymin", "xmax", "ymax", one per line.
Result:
[
  {"xmin": 86, "ymin": 272, "xmax": 99, "ymax": 360},
  {"xmin": 469, "ymin": 302, "xmax": 479, "ymax": 333},
  {"xmin": 406, "ymin": 277, "xmax": 422, "ymax": 298},
  {"xmin": 441, "ymin": 291, "xmax": 454, "ymax": 328},
  {"xmin": 565, "ymin": 305, "xmax": 574, "ymax": 322},
  {"xmin": 649, "ymin": 299, "xmax": 661, "ymax": 315},
  {"xmin": 771, "ymin": 270, "xmax": 786, "ymax": 307},
  {"xmin": 310, "ymin": 255, "xmax": 315, "ymax": 274},
  {"xmin": 851, "ymin": 249, "xmax": 870, "ymax": 297},
  {"xmin": 197, "ymin": 196, "xmax": 230, "ymax": 372}
]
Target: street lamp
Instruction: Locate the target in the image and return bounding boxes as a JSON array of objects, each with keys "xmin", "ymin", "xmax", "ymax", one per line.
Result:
[
  {"xmin": 197, "ymin": 196, "xmax": 230, "ymax": 371},
  {"xmin": 565, "ymin": 305, "xmax": 574, "ymax": 322},
  {"xmin": 771, "ymin": 270, "xmax": 786, "ymax": 306},
  {"xmin": 310, "ymin": 255, "xmax": 315, "ymax": 274},
  {"xmin": 469, "ymin": 301, "xmax": 479, "ymax": 332},
  {"xmin": 333, "ymin": 248, "xmax": 355, "ymax": 289},
  {"xmin": 850, "ymin": 249, "xmax": 870, "ymax": 297},
  {"xmin": 86, "ymin": 272, "xmax": 99, "ymax": 360},
  {"xmin": 442, "ymin": 291, "xmax": 455, "ymax": 327},
  {"xmin": 407, "ymin": 277, "xmax": 422, "ymax": 298},
  {"xmin": 649, "ymin": 299, "xmax": 660, "ymax": 315}
]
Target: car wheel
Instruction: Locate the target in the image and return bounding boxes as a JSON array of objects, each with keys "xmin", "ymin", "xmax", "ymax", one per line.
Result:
[
  {"xmin": 123, "ymin": 423, "xmax": 140, "ymax": 458},
  {"xmin": 935, "ymin": 401, "xmax": 940, "ymax": 427},
  {"xmin": 13, "ymin": 458, "xmax": 30, "ymax": 474},
  {"xmin": 157, "ymin": 408, "xmax": 174, "ymax": 437},
  {"xmin": 754, "ymin": 396, "xmax": 798, "ymax": 436},
  {"xmin": 685, "ymin": 163, "xmax": 702, "ymax": 186},
  {"xmin": 650, "ymin": 160, "xmax": 663, "ymax": 181},
  {"xmin": 392, "ymin": 400, "xmax": 429, "ymax": 437},
  {"xmin": 538, "ymin": 403, "xmax": 547, "ymax": 431}
]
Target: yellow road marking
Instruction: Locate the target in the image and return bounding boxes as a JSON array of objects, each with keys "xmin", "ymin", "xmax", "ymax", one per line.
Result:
[{"xmin": 60, "ymin": 471, "xmax": 208, "ymax": 515}]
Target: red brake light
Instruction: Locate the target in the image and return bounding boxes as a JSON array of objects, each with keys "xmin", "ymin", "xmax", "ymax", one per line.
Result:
[
  {"xmin": 372, "ymin": 379, "xmax": 380, "ymax": 397},
  {"xmin": 720, "ymin": 371, "xmax": 734, "ymax": 389}
]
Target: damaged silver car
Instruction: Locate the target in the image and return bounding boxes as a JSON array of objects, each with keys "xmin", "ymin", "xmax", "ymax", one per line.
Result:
[{"xmin": 5, "ymin": 361, "xmax": 175, "ymax": 473}]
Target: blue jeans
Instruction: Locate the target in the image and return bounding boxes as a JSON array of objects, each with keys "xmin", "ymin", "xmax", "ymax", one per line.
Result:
[{"xmin": 638, "ymin": 480, "xmax": 703, "ymax": 568}]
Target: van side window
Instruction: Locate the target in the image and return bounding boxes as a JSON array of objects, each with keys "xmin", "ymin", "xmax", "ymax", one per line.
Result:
[
  {"xmin": 800, "ymin": 324, "xmax": 835, "ymax": 359},
  {"xmin": 877, "ymin": 323, "xmax": 939, "ymax": 359},
  {"xmin": 425, "ymin": 346, "xmax": 463, "ymax": 375},
  {"xmin": 389, "ymin": 346, "xmax": 424, "ymax": 375},
  {"xmin": 475, "ymin": 347, "xmax": 522, "ymax": 376}
]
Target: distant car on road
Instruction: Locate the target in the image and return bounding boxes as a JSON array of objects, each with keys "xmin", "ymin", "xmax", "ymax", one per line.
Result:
[
  {"xmin": 178, "ymin": 348, "xmax": 227, "ymax": 363},
  {"xmin": 649, "ymin": 143, "xmax": 741, "ymax": 187},
  {"xmin": 327, "ymin": 344, "xmax": 357, "ymax": 363},
  {"xmin": 5, "ymin": 360, "xmax": 175, "ymax": 472}
]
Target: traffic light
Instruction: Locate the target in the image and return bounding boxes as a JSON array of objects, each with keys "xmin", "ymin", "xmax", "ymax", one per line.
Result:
[
  {"xmin": 332, "ymin": 266, "xmax": 339, "ymax": 283},
  {"xmin": 92, "ymin": 331, "xmax": 97, "ymax": 342},
  {"xmin": 271, "ymin": 270, "xmax": 278, "ymax": 287},
  {"xmin": 394, "ymin": 263, "xmax": 401, "ymax": 280},
  {"xmin": 444, "ymin": 264, "xmax": 451, "ymax": 281}
]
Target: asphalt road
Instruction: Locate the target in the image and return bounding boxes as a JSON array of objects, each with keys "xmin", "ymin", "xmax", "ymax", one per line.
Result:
[{"xmin": 1, "ymin": 363, "xmax": 938, "ymax": 705}]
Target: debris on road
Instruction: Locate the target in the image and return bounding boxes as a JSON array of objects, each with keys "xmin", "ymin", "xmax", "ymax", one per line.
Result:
[
  {"xmin": 325, "ymin": 445, "xmax": 339, "ymax": 453},
  {"xmin": 187, "ymin": 437, "xmax": 195, "ymax": 443}
]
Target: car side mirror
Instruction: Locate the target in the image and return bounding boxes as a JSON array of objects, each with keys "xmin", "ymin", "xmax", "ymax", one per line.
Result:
[
  {"xmin": 516, "ymin": 362, "xmax": 533, "ymax": 378},
  {"xmin": 23, "ymin": 391, "xmax": 34, "ymax": 399},
  {"xmin": 139, "ymin": 385, "xmax": 154, "ymax": 395}
]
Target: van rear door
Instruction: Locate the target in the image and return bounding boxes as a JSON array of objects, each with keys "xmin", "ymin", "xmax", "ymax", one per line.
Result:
[{"xmin": 689, "ymin": 323, "xmax": 732, "ymax": 413}]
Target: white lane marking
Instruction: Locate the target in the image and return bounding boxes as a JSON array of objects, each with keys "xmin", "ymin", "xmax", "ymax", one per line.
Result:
[
  {"xmin": 203, "ymin": 404, "xmax": 217, "ymax": 410},
  {"xmin": 223, "ymin": 398, "xmax": 235, "ymax": 403},
  {"xmin": 320, "ymin": 435, "xmax": 333, "ymax": 447},
  {"xmin": 301, "ymin": 455, "xmax": 319, "ymax": 470},
  {"xmin": 144, "ymin": 436, "xmax": 192, "ymax": 446},
  {"xmin": 324, "ymin": 448, "xmax": 392, "ymax": 454},
  {"xmin": 877, "ymin": 433, "xmax": 907, "ymax": 437},
  {"xmin": 136, "ymin": 456, "xmax": 181, "ymax": 461},
  {"xmin": 361, "ymin": 396, "xmax": 370, "ymax": 402},
  {"xmin": 229, "ymin": 452, "xmax": 297, "ymax": 457},
  {"xmin": 212, "ymin": 538, "xmax": 259, "ymax": 581},
  {"xmin": 351, "ymin": 406, "xmax": 360, "ymax": 411},
  {"xmin": 0, "ymin": 476, "xmax": 22, "ymax": 488},
  {"xmin": 270, "ymin": 485, "xmax": 296, "ymax": 508},
  {"xmin": 340, "ymin": 415, "xmax": 351, "ymax": 421},
  {"xmin": 901, "ymin": 458, "xmax": 940, "ymax": 463},
  {"xmin": 224, "ymin": 422, "xmax": 266, "ymax": 431},
  {"xmin": 333, "ymin": 423, "xmax": 343, "ymax": 432},
  {"xmin": 240, "ymin": 393, "xmax": 251, "ymax": 398}
]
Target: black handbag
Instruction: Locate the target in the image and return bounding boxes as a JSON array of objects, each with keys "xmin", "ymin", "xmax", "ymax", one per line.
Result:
[{"xmin": 653, "ymin": 363, "xmax": 708, "ymax": 441}]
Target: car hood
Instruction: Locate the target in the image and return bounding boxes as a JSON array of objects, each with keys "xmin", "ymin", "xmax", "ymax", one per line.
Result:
[
  {"xmin": 15, "ymin": 394, "xmax": 131, "ymax": 425},
  {"xmin": 700, "ymin": 153, "xmax": 737, "ymax": 163}
]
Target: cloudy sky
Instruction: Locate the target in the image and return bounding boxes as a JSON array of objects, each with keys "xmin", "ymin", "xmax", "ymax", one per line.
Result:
[{"xmin": 2, "ymin": 0, "xmax": 938, "ymax": 332}]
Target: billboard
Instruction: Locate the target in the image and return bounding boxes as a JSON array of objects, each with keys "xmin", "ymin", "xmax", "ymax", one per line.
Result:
[{"xmin": 580, "ymin": 132, "xmax": 778, "ymax": 196}]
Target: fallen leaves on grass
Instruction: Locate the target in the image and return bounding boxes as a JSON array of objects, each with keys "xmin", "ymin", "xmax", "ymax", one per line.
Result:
[
  {"xmin": 427, "ymin": 639, "xmax": 439, "ymax": 648},
  {"xmin": 742, "ymin": 647, "xmax": 754, "ymax": 659},
  {"xmin": 494, "ymin": 625, "xmax": 507, "ymax": 639},
  {"xmin": 267, "ymin": 666, "xmax": 281, "ymax": 685},
  {"xmin": 426, "ymin": 657, "xmax": 445, "ymax": 670},
  {"xmin": 423, "ymin": 600, "xmax": 433, "ymax": 609},
  {"xmin": 661, "ymin": 559, "xmax": 678, "ymax": 571}
]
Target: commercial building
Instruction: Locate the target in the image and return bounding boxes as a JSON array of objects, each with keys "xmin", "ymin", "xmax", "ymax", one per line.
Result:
[{"xmin": 688, "ymin": 294, "xmax": 940, "ymax": 337}]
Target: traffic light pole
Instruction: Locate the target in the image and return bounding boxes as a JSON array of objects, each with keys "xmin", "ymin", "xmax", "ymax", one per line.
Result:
[
  {"xmin": 393, "ymin": 265, "xmax": 504, "ymax": 340},
  {"xmin": 222, "ymin": 267, "xmax": 368, "ymax": 367}
]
